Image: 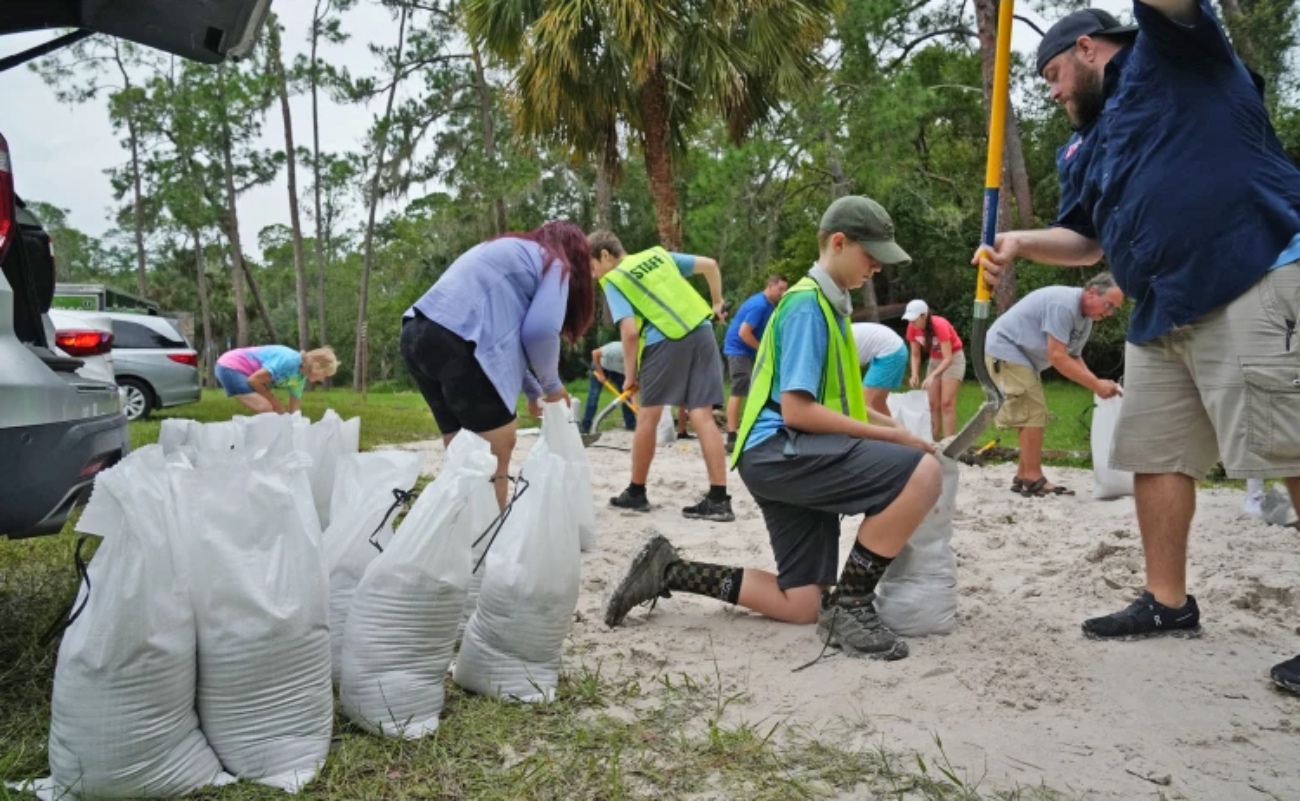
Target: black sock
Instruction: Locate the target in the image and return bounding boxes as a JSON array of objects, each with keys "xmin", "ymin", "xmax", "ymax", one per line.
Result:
[
  {"xmin": 666, "ymin": 560, "xmax": 743, "ymax": 604},
  {"xmin": 707, "ymin": 485, "xmax": 728, "ymax": 502},
  {"xmin": 726, "ymin": 431, "xmax": 737, "ymax": 442},
  {"xmin": 627, "ymin": 482, "xmax": 647, "ymax": 497},
  {"xmin": 836, "ymin": 541, "xmax": 893, "ymax": 597}
]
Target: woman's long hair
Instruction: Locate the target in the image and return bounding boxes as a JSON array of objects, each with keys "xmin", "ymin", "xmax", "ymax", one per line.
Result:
[
  {"xmin": 921, "ymin": 312, "xmax": 936, "ymax": 358},
  {"xmin": 500, "ymin": 221, "xmax": 595, "ymax": 342}
]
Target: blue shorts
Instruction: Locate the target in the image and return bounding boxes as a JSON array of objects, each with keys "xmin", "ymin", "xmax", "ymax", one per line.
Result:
[
  {"xmin": 215, "ymin": 364, "xmax": 254, "ymax": 397},
  {"xmin": 863, "ymin": 345, "xmax": 908, "ymax": 389}
]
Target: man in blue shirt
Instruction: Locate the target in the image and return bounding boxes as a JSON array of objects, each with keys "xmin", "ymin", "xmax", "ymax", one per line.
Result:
[
  {"xmin": 722, "ymin": 275, "xmax": 788, "ymax": 453},
  {"xmin": 976, "ymin": 0, "xmax": 1300, "ymax": 693}
]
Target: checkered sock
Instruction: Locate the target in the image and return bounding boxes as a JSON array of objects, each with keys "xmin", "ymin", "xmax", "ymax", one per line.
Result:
[
  {"xmin": 665, "ymin": 560, "xmax": 743, "ymax": 604},
  {"xmin": 836, "ymin": 541, "xmax": 893, "ymax": 597}
]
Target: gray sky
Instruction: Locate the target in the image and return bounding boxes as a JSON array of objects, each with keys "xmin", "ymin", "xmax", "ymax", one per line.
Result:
[{"xmin": 0, "ymin": 0, "xmax": 1129, "ymax": 257}]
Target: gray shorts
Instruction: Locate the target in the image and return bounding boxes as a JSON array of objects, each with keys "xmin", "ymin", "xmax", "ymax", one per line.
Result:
[
  {"xmin": 639, "ymin": 326, "xmax": 725, "ymax": 409},
  {"xmin": 727, "ymin": 355, "xmax": 755, "ymax": 396},
  {"xmin": 737, "ymin": 428, "xmax": 924, "ymax": 590},
  {"xmin": 1112, "ymin": 261, "xmax": 1300, "ymax": 479}
]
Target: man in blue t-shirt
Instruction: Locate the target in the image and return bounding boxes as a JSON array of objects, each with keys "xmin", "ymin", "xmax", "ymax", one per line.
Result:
[
  {"xmin": 722, "ymin": 275, "xmax": 788, "ymax": 453},
  {"xmin": 975, "ymin": 0, "xmax": 1300, "ymax": 692}
]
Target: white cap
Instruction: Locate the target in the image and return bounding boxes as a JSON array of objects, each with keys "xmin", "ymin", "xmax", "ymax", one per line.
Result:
[{"xmin": 902, "ymin": 299, "xmax": 929, "ymax": 322}]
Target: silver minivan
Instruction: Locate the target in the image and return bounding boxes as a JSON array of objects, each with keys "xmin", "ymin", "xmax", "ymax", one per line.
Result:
[{"xmin": 105, "ymin": 313, "xmax": 202, "ymax": 421}]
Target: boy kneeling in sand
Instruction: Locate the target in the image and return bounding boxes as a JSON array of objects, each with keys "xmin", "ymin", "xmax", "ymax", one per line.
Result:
[{"xmin": 603, "ymin": 196, "xmax": 942, "ymax": 660}]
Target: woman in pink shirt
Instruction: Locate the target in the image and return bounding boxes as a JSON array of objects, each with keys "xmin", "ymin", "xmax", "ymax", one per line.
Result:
[{"xmin": 903, "ymin": 299, "xmax": 965, "ymax": 439}]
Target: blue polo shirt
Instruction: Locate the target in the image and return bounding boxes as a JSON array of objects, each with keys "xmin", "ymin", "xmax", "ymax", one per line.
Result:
[
  {"xmin": 723, "ymin": 291, "xmax": 776, "ymax": 358},
  {"xmin": 1052, "ymin": 0, "xmax": 1300, "ymax": 344}
]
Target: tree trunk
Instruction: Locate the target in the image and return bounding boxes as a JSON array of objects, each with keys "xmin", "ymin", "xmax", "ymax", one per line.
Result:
[
  {"xmin": 594, "ymin": 120, "xmax": 618, "ymax": 230},
  {"xmin": 311, "ymin": 0, "xmax": 329, "ymax": 370},
  {"xmin": 975, "ymin": 0, "xmax": 1026, "ymax": 313},
  {"xmin": 216, "ymin": 69, "xmax": 249, "ymax": 346},
  {"xmin": 355, "ymin": 4, "xmax": 409, "ymax": 393},
  {"xmin": 193, "ymin": 228, "xmax": 216, "ymax": 387},
  {"xmin": 271, "ymin": 22, "xmax": 311, "ymax": 352},
  {"xmin": 112, "ymin": 42, "xmax": 150, "ymax": 299},
  {"xmin": 638, "ymin": 68, "xmax": 682, "ymax": 249},
  {"xmin": 471, "ymin": 42, "xmax": 506, "ymax": 235}
]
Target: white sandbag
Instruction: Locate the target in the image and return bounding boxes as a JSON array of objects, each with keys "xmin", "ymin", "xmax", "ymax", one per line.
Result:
[
  {"xmin": 454, "ymin": 441, "xmax": 579, "ymax": 703},
  {"xmin": 158, "ymin": 418, "xmax": 195, "ymax": 453},
  {"xmin": 887, "ymin": 391, "xmax": 934, "ymax": 442},
  {"xmin": 238, "ymin": 412, "xmax": 299, "ymax": 458},
  {"xmin": 1091, "ymin": 394, "xmax": 1134, "ymax": 500},
  {"xmin": 45, "ymin": 447, "xmax": 226, "ymax": 799},
  {"xmin": 172, "ymin": 450, "xmax": 332, "ymax": 793},
  {"xmin": 339, "ymin": 436, "xmax": 494, "ymax": 738},
  {"xmin": 295, "ymin": 409, "xmax": 362, "ymax": 528},
  {"xmin": 1261, "ymin": 484, "xmax": 1298, "ymax": 526},
  {"xmin": 875, "ymin": 456, "xmax": 958, "ymax": 636},
  {"xmin": 656, "ymin": 405, "xmax": 677, "ymax": 445},
  {"xmin": 457, "ymin": 435, "xmax": 505, "ymax": 644},
  {"xmin": 323, "ymin": 450, "xmax": 423, "ymax": 684},
  {"xmin": 541, "ymin": 399, "xmax": 597, "ymax": 551}
]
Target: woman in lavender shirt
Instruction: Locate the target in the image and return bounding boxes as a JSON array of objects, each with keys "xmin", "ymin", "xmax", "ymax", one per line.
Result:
[{"xmin": 399, "ymin": 221, "xmax": 595, "ymax": 507}]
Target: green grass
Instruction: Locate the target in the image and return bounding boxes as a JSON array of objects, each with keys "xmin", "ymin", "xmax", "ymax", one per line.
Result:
[
  {"xmin": 956, "ymin": 380, "xmax": 1095, "ymax": 457},
  {"xmin": 0, "ymin": 387, "xmax": 1085, "ymax": 800}
]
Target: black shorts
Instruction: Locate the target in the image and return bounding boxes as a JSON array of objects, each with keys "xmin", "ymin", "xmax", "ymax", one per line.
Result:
[
  {"xmin": 399, "ymin": 314, "xmax": 515, "ymax": 435},
  {"xmin": 737, "ymin": 428, "xmax": 924, "ymax": 590}
]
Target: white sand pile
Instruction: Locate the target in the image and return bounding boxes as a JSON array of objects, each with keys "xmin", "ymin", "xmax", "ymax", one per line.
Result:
[{"xmin": 397, "ymin": 429, "xmax": 1299, "ymax": 800}]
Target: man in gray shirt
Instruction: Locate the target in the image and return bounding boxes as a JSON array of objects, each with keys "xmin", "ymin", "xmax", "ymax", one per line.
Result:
[{"xmin": 985, "ymin": 272, "xmax": 1124, "ymax": 496}]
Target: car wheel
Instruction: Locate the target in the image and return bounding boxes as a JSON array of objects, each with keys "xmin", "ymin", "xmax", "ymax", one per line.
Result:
[{"xmin": 119, "ymin": 378, "xmax": 155, "ymax": 421}]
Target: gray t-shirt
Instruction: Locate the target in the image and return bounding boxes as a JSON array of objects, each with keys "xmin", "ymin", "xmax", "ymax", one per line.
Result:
[
  {"xmin": 986, "ymin": 286, "xmax": 1092, "ymax": 373},
  {"xmin": 596, "ymin": 341, "xmax": 626, "ymax": 373}
]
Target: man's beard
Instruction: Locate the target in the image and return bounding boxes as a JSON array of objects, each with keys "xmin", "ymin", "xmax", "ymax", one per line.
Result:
[{"xmin": 1068, "ymin": 65, "xmax": 1105, "ymax": 129}]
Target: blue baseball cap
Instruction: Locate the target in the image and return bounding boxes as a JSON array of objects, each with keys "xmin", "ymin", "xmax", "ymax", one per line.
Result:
[{"xmin": 1036, "ymin": 9, "xmax": 1138, "ymax": 76}]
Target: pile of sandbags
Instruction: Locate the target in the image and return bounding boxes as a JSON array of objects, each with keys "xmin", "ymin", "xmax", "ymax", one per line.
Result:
[{"xmin": 33, "ymin": 410, "xmax": 367, "ymax": 798}]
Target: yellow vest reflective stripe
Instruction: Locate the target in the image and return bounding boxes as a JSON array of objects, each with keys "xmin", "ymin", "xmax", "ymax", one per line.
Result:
[
  {"xmin": 730, "ymin": 276, "xmax": 868, "ymax": 468},
  {"xmin": 600, "ymin": 247, "xmax": 713, "ymax": 348}
]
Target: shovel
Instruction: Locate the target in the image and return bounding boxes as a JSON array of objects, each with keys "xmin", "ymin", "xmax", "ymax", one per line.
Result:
[
  {"xmin": 580, "ymin": 383, "xmax": 639, "ymax": 447},
  {"xmin": 943, "ymin": 0, "xmax": 1013, "ymax": 460}
]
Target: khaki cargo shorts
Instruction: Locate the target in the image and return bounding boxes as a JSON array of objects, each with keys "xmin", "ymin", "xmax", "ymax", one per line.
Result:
[
  {"xmin": 926, "ymin": 350, "xmax": 967, "ymax": 382},
  {"xmin": 986, "ymin": 356, "xmax": 1048, "ymax": 429},
  {"xmin": 1111, "ymin": 262, "xmax": 1300, "ymax": 479}
]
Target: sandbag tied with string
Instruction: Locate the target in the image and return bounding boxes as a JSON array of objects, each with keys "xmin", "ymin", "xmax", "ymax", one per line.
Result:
[
  {"xmin": 339, "ymin": 433, "xmax": 497, "ymax": 738},
  {"xmin": 171, "ymin": 448, "xmax": 333, "ymax": 793},
  {"xmin": 46, "ymin": 446, "xmax": 227, "ymax": 800},
  {"xmin": 322, "ymin": 450, "xmax": 423, "ymax": 684},
  {"xmin": 454, "ymin": 439, "xmax": 580, "ymax": 703}
]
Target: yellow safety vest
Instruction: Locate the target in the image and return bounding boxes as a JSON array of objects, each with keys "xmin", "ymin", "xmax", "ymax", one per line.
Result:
[
  {"xmin": 600, "ymin": 247, "xmax": 713, "ymax": 362},
  {"xmin": 730, "ymin": 276, "xmax": 868, "ymax": 468}
]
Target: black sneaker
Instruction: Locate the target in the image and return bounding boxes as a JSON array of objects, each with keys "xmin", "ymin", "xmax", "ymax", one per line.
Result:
[
  {"xmin": 1272, "ymin": 655, "xmax": 1300, "ymax": 695},
  {"xmin": 610, "ymin": 488, "xmax": 650, "ymax": 512},
  {"xmin": 816, "ymin": 592, "xmax": 908, "ymax": 660},
  {"xmin": 604, "ymin": 532, "xmax": 679, "ymax": 627},
  {"xmin": 677, "ymin": 430, "xmax": 696, "ymax": 440},
  {"xmin": 681, "ymin": 495, "xmax": 735, "ymax": 522},
  {"xmin": 1082, "ymin": 591, "xmax": 1202, "ymax": 640}
]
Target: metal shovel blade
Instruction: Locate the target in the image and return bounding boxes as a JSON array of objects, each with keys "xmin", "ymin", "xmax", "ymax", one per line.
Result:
[{"xmin": 942, "ymin": 304, "xmax": 1003, "ymax": 460}]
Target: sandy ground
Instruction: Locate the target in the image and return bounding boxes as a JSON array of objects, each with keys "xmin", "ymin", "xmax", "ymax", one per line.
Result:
[{"xmin": 397, "ymin": 429, "xmax": 1300, "ymax": 801}]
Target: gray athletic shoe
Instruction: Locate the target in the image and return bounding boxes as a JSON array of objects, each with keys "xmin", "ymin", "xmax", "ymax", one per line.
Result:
[
  {"xmin": 603, "ymin": 531, "xmax": 679, "ymax": 628},
  {"xmin": 816, "ymin": 592, "xmax": 909, "ymax": 661}
]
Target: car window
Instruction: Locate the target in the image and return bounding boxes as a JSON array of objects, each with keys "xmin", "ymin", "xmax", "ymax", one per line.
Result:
[{"xmin": 112, "ymin": 320, "xmax": 185, "ymax": 349}]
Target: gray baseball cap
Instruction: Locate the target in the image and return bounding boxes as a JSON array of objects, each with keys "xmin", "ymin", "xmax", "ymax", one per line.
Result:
[
  {"xmin": 819, "ymin": 196, "xmax": 912, "ymax": 268},
  {"xmin": 1036, "ymin": 8, "xmax": 1138, "ymax": 76}
]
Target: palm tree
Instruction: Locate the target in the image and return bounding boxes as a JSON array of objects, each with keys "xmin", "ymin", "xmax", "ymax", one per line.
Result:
[{"xmin": 464, "ymin": 0, "xmax": 836, "ymax": 248}]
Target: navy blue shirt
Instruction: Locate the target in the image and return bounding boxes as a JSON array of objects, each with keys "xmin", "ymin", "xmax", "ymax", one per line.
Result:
[
  {"xmin": 1052, "ymin": 0, "xmax": 1300, "ymax": 344},
  {"xmin": 723, "ymin": 291, "xmax": 776, "ymax": 358}
]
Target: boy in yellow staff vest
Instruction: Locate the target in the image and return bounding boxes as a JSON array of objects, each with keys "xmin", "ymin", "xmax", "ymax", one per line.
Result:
[
  {"xmin": 589, "ymin": 231, "xmax": 734, "ymax": 522},
  {"xmin": 603, "ymin": 197, "xmax": 942, "ymax": 660}
]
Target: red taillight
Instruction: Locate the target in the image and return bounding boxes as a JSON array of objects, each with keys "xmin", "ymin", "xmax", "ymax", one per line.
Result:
[
  {"xmin": 168, "ymin": 352, "xmax": 199, "ymax": 367},
  {"xmin": 56, "ymin": 329, "xmax": 113, "ymax": 357},
  {"xmin": 0, "ymin": 133, "xmax": 14, "ymax": 265}
]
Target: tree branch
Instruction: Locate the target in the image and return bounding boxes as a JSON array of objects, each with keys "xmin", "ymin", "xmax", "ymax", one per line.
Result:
[{"xmin": 885, "ymin": 26, "xmax": 977, "ymax": 71}]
